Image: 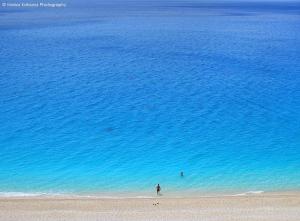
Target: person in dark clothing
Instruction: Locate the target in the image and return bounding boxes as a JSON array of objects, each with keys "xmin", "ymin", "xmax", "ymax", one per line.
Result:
[{"xmin": 156, "ymin": 184, "xmax": 161, "ymax": 195}]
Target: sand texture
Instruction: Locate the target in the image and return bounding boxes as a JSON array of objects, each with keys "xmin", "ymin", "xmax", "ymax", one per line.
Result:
[{"xmin": 0, "ymin": 192, "xmax": 300, "ymax": 221}]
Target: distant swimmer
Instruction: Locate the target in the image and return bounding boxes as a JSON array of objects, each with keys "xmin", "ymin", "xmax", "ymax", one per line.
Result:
[
  {"xmin": 180, "ymin": 171, "xmax": 184, "ymax": 177},
  {"xmin": 156, "ymin": 184, "xmax": 161, "ymax": 196}
]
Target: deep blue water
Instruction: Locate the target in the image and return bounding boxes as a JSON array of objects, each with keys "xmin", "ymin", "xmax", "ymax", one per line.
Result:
[{"xmin": 0, "ymin": 1, "xmax": 300, "ymax": 196}]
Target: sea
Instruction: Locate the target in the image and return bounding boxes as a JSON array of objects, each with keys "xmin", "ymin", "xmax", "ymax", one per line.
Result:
[{"xmin": 0, "ymin": 0, "xmax": 300, "ymax": 197}]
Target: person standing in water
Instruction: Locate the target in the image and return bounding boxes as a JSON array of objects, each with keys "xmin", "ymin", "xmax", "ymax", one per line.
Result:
[{"xmin": 156, "ymin": 184, "xmax": 161, "ymax": 196}]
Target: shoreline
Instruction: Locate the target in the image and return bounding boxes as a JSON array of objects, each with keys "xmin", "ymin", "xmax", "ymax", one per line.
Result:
[
  {"xmin": 1, "ymin": 191, "xmax": 299, "ymax": 221},
  {"xmin": 1, "ymin": 189, "xmax": 300, "ymax": 199}
]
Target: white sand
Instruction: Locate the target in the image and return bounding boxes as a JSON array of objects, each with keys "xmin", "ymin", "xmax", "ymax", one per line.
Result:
[{"xmin": 0, "ymin": 192, "xmax": 299, "ymax": 221}]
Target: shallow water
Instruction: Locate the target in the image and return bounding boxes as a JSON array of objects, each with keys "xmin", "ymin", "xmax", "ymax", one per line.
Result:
[{"xmin": 0, "ymin": 1, "xmax": 300, "ymax": 196}]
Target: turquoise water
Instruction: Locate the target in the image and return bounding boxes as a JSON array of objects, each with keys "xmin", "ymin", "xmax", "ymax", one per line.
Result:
[{"xmin": 0, "ymin": 1, "xmax": 300, "ymax": 196}]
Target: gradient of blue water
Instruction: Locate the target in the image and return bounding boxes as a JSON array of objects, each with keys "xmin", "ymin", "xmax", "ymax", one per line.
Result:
[{"xmin": 1, "ymin": 1, "xmax": 300, "ymax": 195}]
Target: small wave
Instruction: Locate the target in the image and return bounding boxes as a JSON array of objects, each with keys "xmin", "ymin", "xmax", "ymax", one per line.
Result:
[
  {"xmin": 0, "ymin": 192, "xmax": 156, "ymax": 199},
  {"xmin": 0, "ymin": 192, "xmax": 43, "ymax": 197},
  {"xmin": 233, "ymin": 191, "xmax": 264, "ymax": 196},
  {"xmin": 0, "ymin": 192, "xmax": 67, "ymax": 198}
]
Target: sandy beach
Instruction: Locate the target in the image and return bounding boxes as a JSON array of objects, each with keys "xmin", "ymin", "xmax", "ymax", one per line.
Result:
[{"xmin": 0, "ymin": 192, "xmax": 299, "ymax": 221}]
